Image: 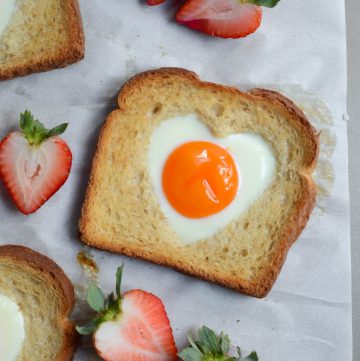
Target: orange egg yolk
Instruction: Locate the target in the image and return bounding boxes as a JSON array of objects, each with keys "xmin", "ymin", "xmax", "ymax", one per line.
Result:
[{"xmin": 162, "ymin": 141, "xmax": 239, "ymax": 218}]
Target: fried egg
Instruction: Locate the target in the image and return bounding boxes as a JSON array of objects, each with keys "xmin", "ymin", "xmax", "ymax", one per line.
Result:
[
  {"xmin": 0, "ymin": 293, "xmax": 25, "ymax": 361},
  {"xmin": 148, "ymin": 114, "xmax": 276, "ymax": 244}
]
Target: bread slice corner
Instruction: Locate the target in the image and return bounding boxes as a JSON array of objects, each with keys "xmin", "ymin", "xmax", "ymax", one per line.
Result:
[
  {"xmin": 0, "ymin": 0, "xmax": 84, "ymax": 80},
  {"xmin": 79, "ymin": 68, "xmax": 319, "ymax": 298},
  {"xmin": 0, "ymin": 245, "xmax": 77, "ymax": 361}
]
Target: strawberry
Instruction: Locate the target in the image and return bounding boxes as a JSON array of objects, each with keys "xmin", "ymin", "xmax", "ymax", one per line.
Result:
[
  {"xmin": 147, "ymin": 0, "xmax": 166, "ymax": 5},
  {"xmin": 76, "ymin": 266, "xmax": 178, "ymax": 361},
  {"xmin": 146, "ymin": 0, "xmax": 280, "ymax": 38},
  {"xmin": 147, "ymin": 0, "xmax": 281, "ymax": 38},
  {"xmin": 179, "ymin": 325, "xmax": 259, "ymax": 361},
  {"xmin": 176, "ymin": 0, "xmax": 263, "ymax": 39},
  {"xmin": 0, "ymin": 110, "xmax": 72, "ymax": 214}
]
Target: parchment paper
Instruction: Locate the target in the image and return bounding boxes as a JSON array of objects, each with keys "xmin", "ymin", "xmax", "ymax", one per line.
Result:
[{"xmin": 0, "ymin": 0, "xmax": 352, "ymax": 360}]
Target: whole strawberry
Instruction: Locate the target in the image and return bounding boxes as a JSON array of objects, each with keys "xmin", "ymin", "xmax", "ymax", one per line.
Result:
[
  {"xmin": 0, "ymin": 110, "xmax": 72, "ymax": 214},
  {"xmin": 179, "ymin": 325, "xmax": 258, "ymax": 361},
  {"xmin": 76, "ymin": 265, "xmax": 178, "ymax": 361}
]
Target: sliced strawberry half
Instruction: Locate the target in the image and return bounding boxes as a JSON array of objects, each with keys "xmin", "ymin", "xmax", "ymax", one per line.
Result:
[
  {"xmin": 76, "ymin": 266, "xmax": 178, "ymax": 361},
  {"xmin": 0, "ymin": 110, "xmax": 72, "ymax": 214},
  {"xmin": 147, "ymin": 0, "xmax": 166, "ymax": 5},
  {"xmin": 176, "ymin": 0, "xmax": 262, "ymax": 38}
]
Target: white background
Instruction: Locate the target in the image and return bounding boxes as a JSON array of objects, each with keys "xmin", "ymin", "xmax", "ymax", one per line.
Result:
[{"xmin": 0, "ymin": 0, "xmax": 355, "ymax": 360}]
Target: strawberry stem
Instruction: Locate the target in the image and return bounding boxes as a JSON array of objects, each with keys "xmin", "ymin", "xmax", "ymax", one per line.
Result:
[{"xmin": 20, "ymin": 110, "xmax": 68, "ymax": 146}]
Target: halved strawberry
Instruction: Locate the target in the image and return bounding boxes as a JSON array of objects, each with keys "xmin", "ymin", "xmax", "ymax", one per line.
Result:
[
  {"xmin": 176, "ymin": 0, "xmax": 263, "ymax": 38},
  {"xmin": 0, "ymin": 110, "xmax": 72, "ymax": 214},
  {"xmin": 76, "ymin": 266, "xmax": 178, "ymax": 361},
  {"xmin": 147, "ymin": 0, "xmax": 166, "ymax": 5}
]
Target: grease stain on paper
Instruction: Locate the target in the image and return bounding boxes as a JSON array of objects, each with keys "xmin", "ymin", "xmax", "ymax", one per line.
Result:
[
  {"xmin": 251, "ymin": 84, "xmax": 336, "ymax": 215},
  {"xmin": 280, "ymin": 85, "xmax": 336, "ymax": 214},
  {"xmin": 125, "ymin": 55, "xmax": 137, "ymax": 78},
  {"xmin": 77, "ymin": 250, "xmax": 99, "ymax": 283},
  {"xmin": 73, "ymin": 248, "xmax": 99, "ymax": 325}
]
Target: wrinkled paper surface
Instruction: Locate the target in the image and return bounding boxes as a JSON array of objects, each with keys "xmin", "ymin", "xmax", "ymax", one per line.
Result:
[{"xmin": 0, "ymin": 1, "xmax": 351, "ymax": 360}]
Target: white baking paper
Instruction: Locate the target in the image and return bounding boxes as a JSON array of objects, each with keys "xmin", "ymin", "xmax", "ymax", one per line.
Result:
[{"xmin": 0, "ymin": 0, "xmax": 352, "ymax": 360}]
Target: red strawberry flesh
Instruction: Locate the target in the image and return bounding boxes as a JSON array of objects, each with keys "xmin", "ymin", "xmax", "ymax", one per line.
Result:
[
  {"xmin": 94, "ymin": 290, "xmax": 177, "ymax": 361},
  {"xmin": 147, "ymin": 0, "xmax": 166, "ymax": 5},
  {"xmin": 176, "ymin": 0, "xmax": 262, "ymax": 38},
  {"xmin": 0, "ymin": 131, "xmax": 72, "ymax": 214}
]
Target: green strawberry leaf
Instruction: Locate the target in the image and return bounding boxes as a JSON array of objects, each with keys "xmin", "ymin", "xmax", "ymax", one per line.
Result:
[
  {"xmin": 198, "ymin": 326, "xmax": 220, "ymax": 353},
  {"xmin": 87, "ymin": 283, "xmax": 105, "ymax": 312},
  {"xmin": 179, "ymin": 326, "xmax": 259, "ymax": 361},
  {"xmin": 220, "ymin": 332, "xmax": 231, "ymax": 354},
  {"xmin": 178, "ymin": 347, "xmax": 203, "ymax": 361},
  {"xmin": 48, "ymin": 123, "xmax": 68, "ymax": 137},
  {"xmin": 240, "ymin": 351, "xmax": 259, "ymax": 361},
  {"xmin": 116, "ymin": 265, "xmax": 123, "ymax": 297},
  {"xmin": 188, "ymin": 335, "xmax": 203, "ymax": 354},
  {"xmin": 75, "ymin": 319, "xmax": 98, "ymax": 335},
  {"xmin": 19, "ymin": 110, "xmax": 68, "ymax": 146},
  {"xmin": 106, "ymin": 292, "xmax": 115, "ymax": 308},
  {"xmin": 245, "ymin": 0, "xmax": 281, "ymax": 8}
]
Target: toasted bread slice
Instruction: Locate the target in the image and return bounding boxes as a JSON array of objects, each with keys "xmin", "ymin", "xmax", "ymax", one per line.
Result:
[
  {"xmin": 0, "ymin": 0, "xmax": 84, "ymax": 80},
  {"xmin": 0, "ymin": 245, "xmax": 76, "ymax": 361},
  {"xmin": 79, "ymin": 68, "xmax": 319, "ymax": 298}
]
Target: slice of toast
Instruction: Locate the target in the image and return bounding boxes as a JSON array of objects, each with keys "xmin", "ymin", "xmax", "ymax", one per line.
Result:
[
  {"xmin": 0, "ymin": 245, "xmax": 76, "ymax": 361},
  {"xmin": 79, "ymin": 68, "xmax": 319, "ymax": 298},
  {"xmin": 0, "ymin": 0, "xmax": 84, "ymax": 80}
]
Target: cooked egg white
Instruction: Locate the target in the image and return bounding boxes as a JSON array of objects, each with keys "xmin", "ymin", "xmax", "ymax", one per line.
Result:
[
  {"xmin": 0, "ymin": 0, "xmax": 17, "ymax": 37},
  {"xmin": 148, "ymin": 114, "xmax": 276, "ymax": 244},
  {"xmin": 0, "ymin": 293, "xmax": 25, "ymax": 361}
]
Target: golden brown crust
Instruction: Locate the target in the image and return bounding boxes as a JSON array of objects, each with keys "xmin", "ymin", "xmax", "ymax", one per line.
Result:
[
  {"xmin": 249, "ymin": 88, "xmax": 320, "ymax": 170},
  {"xmin": 246, "ymin": 89, "xmax": 319, "ymax": 296},
  {"xmin": 0, "ymin": 245, "xmax": 77, "ymax": 361},
  {"xmin": 0, "ymin": 0, "xmax": 85, "ymax": 81},
  {"xmin": 79, "ymin": 68, "xmax": 319, "ymax": 298}
]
